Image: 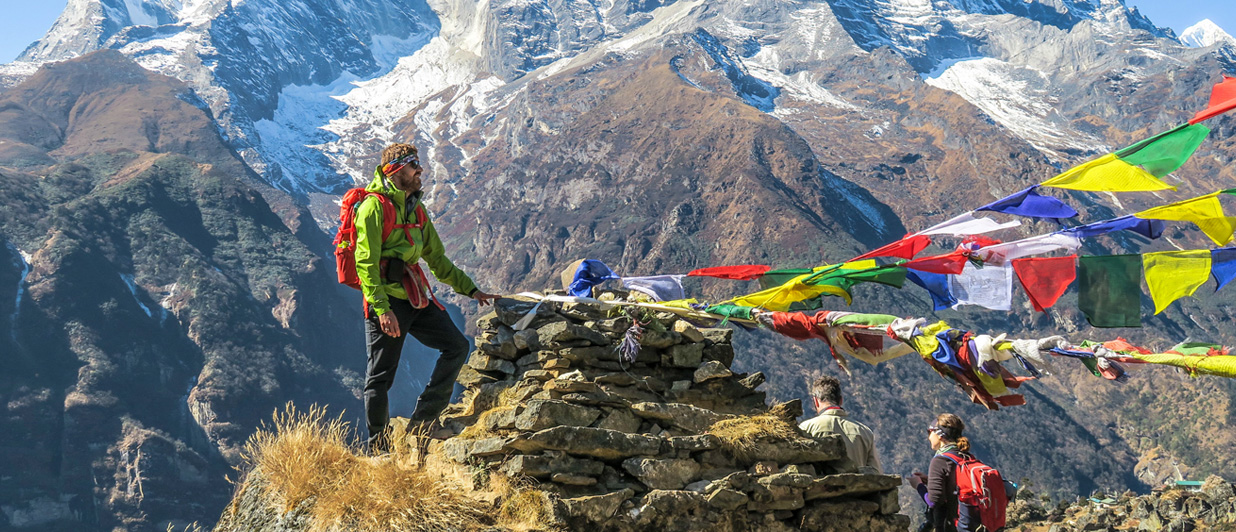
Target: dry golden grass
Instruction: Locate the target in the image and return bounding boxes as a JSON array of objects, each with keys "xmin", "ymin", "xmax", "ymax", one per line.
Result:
[
  {"xmin": 457, "ymin": 385, "xmax": 531, "ymax": 440},
  {"xmin": 707, "ymin": 414, "xmax": 800, "ymax": 459},
  {"xmin": 458, "ymin": 405, "xmax": 517, "ymax": 440},
  {"xmin": 238, "ymin": 403, "xmax": 487, "ymax": 532},
  {"xmin": 498, "ymin": 489, "xmax": 554, "ymax": 529}
]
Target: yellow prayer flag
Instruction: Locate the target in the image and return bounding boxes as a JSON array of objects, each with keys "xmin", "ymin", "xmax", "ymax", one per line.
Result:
[
  {"xmin": 726, "ymin": 260, "xmax": 878, "ymax": 310},
  {"xmin": 841, "ymin": 260, "xmax": 878, "ymax": 270},
  {"xmin": 728, "ymin": 273, "xmax": 851, "ymax": 310},
  {"xmin": 721, "ymin": 261, "xmax": 880, "ymax": 309},
  {"xmin": 1143, "ymin": 250, "xmax": 1212, "ymax": 314},
  {"xmin": 1136, "ymin": 192, "xmax": 1236, "ymax": 246},
  {"xmin": 654, "ymin": 299, "xmax": 699, "ymax": 310},
  {"xmin": 1128, "ymin": 353, "xmax": 1236, "ymax": 378},
  {"xmin": 1040, "ymin": 153, "xmax": 1176, "ymax": 192}
]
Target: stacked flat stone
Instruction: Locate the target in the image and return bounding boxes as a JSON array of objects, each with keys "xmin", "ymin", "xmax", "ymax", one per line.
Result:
[
  {"xmin": 428, "ymin": 293, "xmax": 909, "ymax": 532},
  {"xmin": 1008, "ymin": 475, "xmax": 1236, "ymax": 531}
]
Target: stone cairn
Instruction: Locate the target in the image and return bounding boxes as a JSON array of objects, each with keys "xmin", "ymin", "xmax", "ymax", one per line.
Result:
[{"xmin": 417, "ymin": 293, "xmax": 909, "ymax": 531}]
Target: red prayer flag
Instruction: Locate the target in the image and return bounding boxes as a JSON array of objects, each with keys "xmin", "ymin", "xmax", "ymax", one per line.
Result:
[
  {"xmin": 904, "ymin": 251, "xmax": 968, "ymax": 275},
  {"xmin": 1011, "ymin": 255, "xmax": 1077, "ymax": 312},
  {"xmin": 686, "ymin": 264, "xmax": 772, "ymax": 281},
  {"xmin": 1102, "ymin": 338, "xmax": 1153, "ymax": 355},
  {"xmin": 1190, "ymin": 75, "xmax": 1236, "ymax": 124},
  {"xmin": 851, "ymin": 234, "xmax": 932, "ymax": 261},
  {"xmin": 768, "ymin": 311, "xmax": 828, "ymax": 341}
]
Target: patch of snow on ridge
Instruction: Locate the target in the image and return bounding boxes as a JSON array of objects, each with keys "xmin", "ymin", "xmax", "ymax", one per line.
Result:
[
  {"xmin": 535, "ymin": 0, "xmax": 704, "ymax": 80},
  {"xmin": 120, "ymin": 274, "xmax": 154, "ymax": 318},
  {"xmin": 123, "ymin": 0, "xmax": 160, "ymax": 26},
  {"xmin": 0, "ymin": 62, "xmax": 40, "ymax": 89},
  {"xmin": 254, "ymin": 28, "xmax": 435, "ymax": 191},
  {"xmin": 8, "ymin": 243, "xmax": 30, "ymax": 343},
  {"xmin": 119, "ymin": 29, "xmax": 213, "ymax": 79},
  {"xmin": 255, "ymin": 73, "xmax": 362, "ymax": 192},
  {"xmin": 924, "ymin": 56, "xmax": 1102, "ymax": 157},
  {"xmin": 320, "ymin": 35, "xmax": 503, "ymax": 183},
  {"xmin": 1180, "ymin": 19, "xmax": 1236, "ymax": 49}
]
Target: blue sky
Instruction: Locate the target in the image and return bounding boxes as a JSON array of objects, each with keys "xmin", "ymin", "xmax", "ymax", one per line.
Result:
[
  {"xmin": 0, "ymin": 1, "xmax": 1233, "ymax": 63},
  {"xmin": 1, "ymin": 0, "xmax": 66, "ymax": 62}
]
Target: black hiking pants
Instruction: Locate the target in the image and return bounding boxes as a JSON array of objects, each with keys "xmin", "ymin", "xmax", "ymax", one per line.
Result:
[{"xmin": 364, "ymin": 297, "xmax": 469, "ymax": 451}]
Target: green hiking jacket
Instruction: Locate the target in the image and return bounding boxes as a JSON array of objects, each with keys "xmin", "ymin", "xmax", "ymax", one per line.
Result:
[{"xmin": 355, "ymin": 168, "xmax": 478, "ymax": 316}]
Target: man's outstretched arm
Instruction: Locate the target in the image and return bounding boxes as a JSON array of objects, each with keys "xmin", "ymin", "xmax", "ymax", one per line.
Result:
[{"xmin": 420, "ymin": 216, "xmax": 498, "ymax": 305}]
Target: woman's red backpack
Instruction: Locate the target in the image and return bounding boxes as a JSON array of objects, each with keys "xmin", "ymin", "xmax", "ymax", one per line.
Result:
[{"xmin": 940, "ymin": 451, "xmax": 1008, "ymax": 531}]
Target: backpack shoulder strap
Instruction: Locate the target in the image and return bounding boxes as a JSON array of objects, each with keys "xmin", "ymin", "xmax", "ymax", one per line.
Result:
[
  {"xmin": 940, "ymin": 451, "xmax": 977, "ymax": 469},
  {"xmin": 361, "ymin": 191, "xmax": 398, "ymax": 242},
  {"xmin": 412, "ymin": 202, "xmax": 427, "ymax": 228}
]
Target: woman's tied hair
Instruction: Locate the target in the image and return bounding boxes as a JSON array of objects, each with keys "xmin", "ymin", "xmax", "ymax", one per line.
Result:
[
  {"xmin": 934, "ymin": 413, "xmax": 970, "ymax": 452},
  {"xmin": 380, "ymin": 143, "xmax": 419, "ymax": 175},
  {"xmin": 809, "ymin": 375, "xmax": 843, "ymax": 406}
]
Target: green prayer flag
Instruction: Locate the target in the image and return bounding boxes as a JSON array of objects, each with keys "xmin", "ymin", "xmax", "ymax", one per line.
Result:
[
  {"xmin": 1077, "ymin": 255, "xmax": 1143, "ymax": 328},
  {"xmin": 800, "ymin": 264, "xmax": 907, "ymax": 306},
  {"xmin": 755, "ymin": 267, "xmax": 831, "ymax": 310},
  {"xmin": 758, "ymin": 268, "xmax": 814, "ymax": 290},
  {"xmin": 704, "ymin": 304, "xmax": 755, "ymax": 321},
  {"xmin": 1079, "ymin": 357, "xmax": 1102, "ymax": 377},
  {"xmin": 1167, "ymin": 342, "xmax": 1225, "ymax": 356},
  {"xmin": 823, "ymin": 264, "xmax": 908, "ymax": 291},
  {"xmin": 831, "ymin": 313, "xmax": 899, "ymax": 327},
  {"xmin": 1114, "ymin": 123, "xmax": 1211, "ymax": 177}
]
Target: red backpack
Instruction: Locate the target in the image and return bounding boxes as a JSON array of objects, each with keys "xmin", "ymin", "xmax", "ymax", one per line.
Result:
[
  {"xmin": 940, "ymin": 451, "xmax": 1008, "ymax": 531},
  {"xmin": 332, "ymin": 187, "xmax": 439, "ymax": 312}
]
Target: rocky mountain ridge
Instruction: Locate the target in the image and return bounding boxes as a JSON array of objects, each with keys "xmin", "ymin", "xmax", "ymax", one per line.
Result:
[{"xmin": 0, "ymin": 50, "xmax": 368, "ymax": 531}]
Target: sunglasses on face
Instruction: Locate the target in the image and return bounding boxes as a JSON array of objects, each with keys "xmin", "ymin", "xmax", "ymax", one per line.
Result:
[{"xmin": 382, "ymin": 154, "xmax": 421, "ymax": 176}]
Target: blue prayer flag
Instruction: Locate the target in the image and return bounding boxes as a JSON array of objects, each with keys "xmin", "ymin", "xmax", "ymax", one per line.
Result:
[
  {"xmin": 977, "ymin": 186, "xmax": 1078, "ymax": 219},
  {"xmin": 568, "ymin": 259, "xmax": 620, "ymax": 297},
  {"xmin": 1059, "ymin": 215, "xmax": 1165, "ymax": 240},
  {"xmin": 906, "ymin": 270, "xmax": 959, "ymax": 311},
  {"xmin": 1212, "ymin": 248, "xmax": 1236, "ymax": 292}
]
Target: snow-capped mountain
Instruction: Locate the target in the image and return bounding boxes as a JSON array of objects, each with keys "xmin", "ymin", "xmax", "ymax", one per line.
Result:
[
  {"xmin": 8, "ymin": 0, "xmax": 438, "ymax": 193},
  {"xmin": 1180, "ymin": 19, "xmax": 1236, "ymax": 49},
  {"xmin": 0, "ymin": 0, "xmax": 1209, "ymax": 197}
]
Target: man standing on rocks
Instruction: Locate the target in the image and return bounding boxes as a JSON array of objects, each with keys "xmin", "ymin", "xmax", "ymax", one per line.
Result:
[
  {"xmin": 799, "ymin": 375, "xmax": 882, "ymax": 473},
  {"xmin": 354, "ymin": 143, "xmax": 498, "ymax": 453}
]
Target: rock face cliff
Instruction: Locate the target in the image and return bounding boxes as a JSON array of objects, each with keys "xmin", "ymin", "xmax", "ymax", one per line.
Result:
[
  {"xmin": 214, "ymin": 294, "xmax": 909, "ymax": 531},
  {"xmin": 0, "ymin": 50, "xmax": 367, "ymax": 531}
]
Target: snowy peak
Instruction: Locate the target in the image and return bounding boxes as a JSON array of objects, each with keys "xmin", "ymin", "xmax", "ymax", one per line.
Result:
[
  {"xmin": 1180, "ymin": 19, "xmax": 1236, "ymax": 49},
  {"xmin": 824, "ymin": 0, "xmax": 1174, "ymax": 73}
]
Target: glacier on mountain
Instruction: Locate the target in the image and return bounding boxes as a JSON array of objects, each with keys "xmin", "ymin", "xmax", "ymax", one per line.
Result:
[{"xmin": 924, "ymin": 56, "xmax": 1103, "ymax": 157}]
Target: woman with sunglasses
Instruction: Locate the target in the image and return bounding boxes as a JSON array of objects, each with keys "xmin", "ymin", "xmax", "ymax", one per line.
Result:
[{"xmin": 908, "ymin": 413, "xmax": 981, "ymax": 532}]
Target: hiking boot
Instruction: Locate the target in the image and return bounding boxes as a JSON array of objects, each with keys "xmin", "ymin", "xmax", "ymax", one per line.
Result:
[{"xmin": 366, "ymin": 436, "xmax": 392, "ymax": 457}]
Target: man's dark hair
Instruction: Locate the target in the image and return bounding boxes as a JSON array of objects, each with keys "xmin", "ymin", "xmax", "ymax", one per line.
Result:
[
  {"xmin": 809, "ymin": 375, "xmax": 842, "ymax": 405},
  {"xmin": 381, "ymin": 143, "xmax": 418, "ymax": 165}
]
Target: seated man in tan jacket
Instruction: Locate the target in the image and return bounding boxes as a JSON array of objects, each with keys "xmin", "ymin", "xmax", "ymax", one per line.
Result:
[{"xmin": 798, "ymin": 375, "xmax": 882, "ymax": 473}]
